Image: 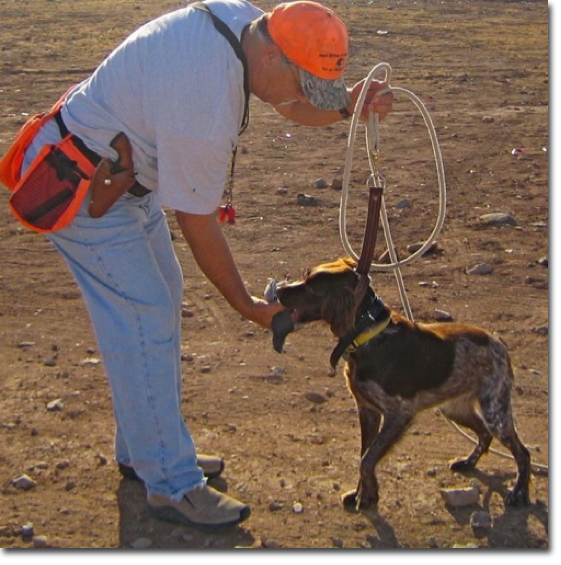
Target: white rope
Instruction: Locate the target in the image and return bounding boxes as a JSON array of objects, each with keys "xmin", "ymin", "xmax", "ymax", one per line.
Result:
[{"xmin": 339, "ymin": 62, "xmax": 447, "ymax": 275}]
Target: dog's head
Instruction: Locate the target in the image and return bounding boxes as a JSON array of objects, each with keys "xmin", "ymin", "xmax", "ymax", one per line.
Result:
[{"xmin": 276, "ymin": 257, "xmax": 369, "ymax": 337}]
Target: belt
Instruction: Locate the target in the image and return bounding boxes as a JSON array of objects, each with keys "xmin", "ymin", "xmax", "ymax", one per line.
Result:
[{"xmin": 54, "ymin": 111, "xmax": 151, "ymax": 198}]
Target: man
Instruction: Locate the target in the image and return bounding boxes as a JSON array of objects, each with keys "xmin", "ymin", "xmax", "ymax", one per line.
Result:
[{"xmin": 18, "ymin": 0, "xmax": 392, "ymax": 529}]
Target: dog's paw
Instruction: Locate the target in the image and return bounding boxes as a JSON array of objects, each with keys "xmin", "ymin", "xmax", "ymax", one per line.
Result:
[
  {"xmin": 341, "ymin": 489, "xmax": 359, "ymax": 509},
  {"xmin": 505, "ymin": 488, "xmax": 530, "ymax": 507},
  {"xmin": 449, "ymin": 457, "xmax": 476, "ymax": 473}
]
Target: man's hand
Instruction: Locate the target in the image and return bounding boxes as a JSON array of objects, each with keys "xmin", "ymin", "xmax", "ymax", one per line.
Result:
[
  {"xmin": 349, "ymin": 79, "xmax": 394, "ymax": 122},
  {"xmin": 176, "ymin": 210, "xmax": 285, "ymax": 330},
  {"xmin": 247, "ymin": 297, "xmax": 285, "ymax": 329}
]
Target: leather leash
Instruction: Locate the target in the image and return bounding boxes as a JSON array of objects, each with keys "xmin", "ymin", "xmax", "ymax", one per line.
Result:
[{"xmin": 355, "ymin": 186, "xmax": 384, "ymax": 276}]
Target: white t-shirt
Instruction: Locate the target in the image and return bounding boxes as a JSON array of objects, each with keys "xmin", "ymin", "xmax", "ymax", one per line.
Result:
[{"xmin": 61, "ymin": 0, "xmax": 263, "ymax": 214}]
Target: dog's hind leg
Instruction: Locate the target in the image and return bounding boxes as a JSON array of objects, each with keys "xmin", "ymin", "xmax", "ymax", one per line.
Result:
[
  {"xmin": 441, "ymin": 396, "xmax": 493, "ymax": 472},
  {"xmin": 479, "ymin": 385, "xmax": 531, "ymax": 506}
]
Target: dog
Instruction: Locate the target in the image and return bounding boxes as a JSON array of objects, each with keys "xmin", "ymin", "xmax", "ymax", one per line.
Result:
[{"xmin": 275, "ymin": 257, "xmax": 531, "ymax": 510}]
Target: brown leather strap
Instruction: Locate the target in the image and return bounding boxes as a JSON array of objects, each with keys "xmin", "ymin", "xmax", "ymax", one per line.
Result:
[{"xmin": 356, "ymin": 186, "xmax": 383, "ymax": 276}]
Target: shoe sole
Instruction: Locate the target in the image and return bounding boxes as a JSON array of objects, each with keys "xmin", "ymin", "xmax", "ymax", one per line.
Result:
[{"xmin": 147, "ymin": 502, "xmax": 251, "ymax": 531}]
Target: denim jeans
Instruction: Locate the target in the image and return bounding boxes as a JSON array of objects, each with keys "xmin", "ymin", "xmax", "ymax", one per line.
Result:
[{"xmin": 22, "ymin": 119, "xmax": 205, "ymax": 501}]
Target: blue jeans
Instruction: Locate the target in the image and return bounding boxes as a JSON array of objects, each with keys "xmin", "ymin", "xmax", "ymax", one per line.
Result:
[{"xmin": 22, "ymin": 120, "xmax": 205, "ymax": 501}]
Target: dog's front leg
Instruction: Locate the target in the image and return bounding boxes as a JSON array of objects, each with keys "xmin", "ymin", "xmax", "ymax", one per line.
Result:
[
  {"xmin": 342, "ymin": 406, "xmax": 382, "ymax": 510},
  {"xmin": 355, "ymin": 411, "xmax": 412, "ymax": 510}
]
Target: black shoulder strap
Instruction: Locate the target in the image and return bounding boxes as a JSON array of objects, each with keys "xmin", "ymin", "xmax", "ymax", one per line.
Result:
[{"xmin": 191, "ymin": 1, "xmax": 250, "ymax": 135}]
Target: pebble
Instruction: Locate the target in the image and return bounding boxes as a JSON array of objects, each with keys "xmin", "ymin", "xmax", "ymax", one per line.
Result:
[
  {"xmin": 408, "ymin": 241, "xmax": 438, "ymax": 255},
  {"xmin": 33, "ymin": 535, "xmax": 48, "ymax": 548},
  {"xmin": 434, "ymin": 309, "xmax": 453, "ymax": 322},
  {"xmin": 261, "ymin": 536, "xmax": 280, "ymax": 548},
  {"xmin": 292, "ymin": 502, "xmax": 304, "ymax": 514},
  {"xmin": 537, "ymin": 255, "xmax": 548, "ymax": 267},
  {"xmin": 439, "ymin": 485, "xmax": 480, "ymax": 507},
  {"xmin": 21, "ymin": 523, "xmax": 34, "ymax": 537},
  {"xmin": 470, "ymin": 510, "xmax": 493, "ymax": 529},
  {"xmin": 80, "ymin": 357, "xmax": 101, "ymax": 366},
  {"xmin": 12, "ymin": 474, "xmax": 37, "ymax": 490},
  {"xmin": 43, "ymin": 358, "xmax": 57, "ymax": 367},
  {"xmin": 56, "ymin": 460, "xmax": 70, "ymax": 470},
  {"xmin": 314, "ymin": 178, "xmax": 328, "ymax": 189},
  {"xmin": 428, "ymin": 536, "xmax": 438, "ymax": 548},
  {"xmin": 131, "ymin": 537, "xmax": 153, "ymax": 549},
  {"xmin": 332, "ymin": 537, "xmax": 344, "ymax": 548},
  {"xmin": 479, "ymin": 213, "xmax": 517, "ymax": 227},
  {"xmin": 466, "ymin": 262, "xmax": 493, "ymax": 275},
  {"xmin": 452, "ymin": 543, "xmax": 478, "ymax": 549},
  {"xmin": 200, "ymin": 365, "xmax": 212, "ymax": 374},
  {"xmin": 296, "ymin": 193, "xmax": 318, "ymax": 206},
  {"xmin": 269, "ymin": 501, "xmax": 283, "ymax": 512},
  {"xmin": 395, "ymin": 198, "xmax": 411, "ymax": 209},
  {"xmin": 304, "ymin": 391, "xmax": 328, "ymax": 404},
  {"xmin": 481, "ymin": 115, "xmax": 494, "ymax": 123},
  {"xmin": 46, "ymin": 398, "xmax": 64, "ymax": 412},
  {"xmin": 533, "ymin": 326, "xmax": 548, "ymax": 336},
  {"xmin": 331, "ymin": 178, "xmax": 343, "ymax": 190}
]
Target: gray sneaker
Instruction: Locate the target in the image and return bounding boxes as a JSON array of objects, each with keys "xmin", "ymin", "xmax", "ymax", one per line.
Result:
[{"xmin": 147, "ymin": 485, "xmax": 250, "ymax": 530}]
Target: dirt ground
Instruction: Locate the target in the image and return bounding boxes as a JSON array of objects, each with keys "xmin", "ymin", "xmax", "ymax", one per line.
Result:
[{"xmin": 0, "ymin": 0, "xmax": 548, "ymax": 550}]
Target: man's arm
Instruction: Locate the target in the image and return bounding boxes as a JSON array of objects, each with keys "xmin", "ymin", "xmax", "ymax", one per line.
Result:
[{"xmin": 176, "ymin": 210, "xmax": 284, "ymax": 329}]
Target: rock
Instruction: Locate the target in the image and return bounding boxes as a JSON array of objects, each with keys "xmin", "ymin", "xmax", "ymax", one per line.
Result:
[
  {"xmin": 21, "ymin": 523, "xmax": 34, "ymax": 537},
  {"xmin": 314, "ymin": 178, "xmax": 328, "ymax": 189},
  {"xmin": 261, "ymin": 536, "xmax": 280, "ymax": 548},
  {"xmin": 533, "ymin": 326, "xmax": 548, "ymax": 336},
  {"xmin": 537, "ymin": 255, "xmax": 548, "ymax": 267},
  {"xmin": 200, "ymin": 365, "xmax": 212, "ymax": 374},
  {"xmin": 479, "ymin": 213, "xmax": 517, "ymax": 227},
  {"xmin": 304, "ymin": 391, "xmax": 328, "ymax": 404},
  {"xmin": 276, "ymin": 186, "xmax": 288, "ymax": 195},
  {"xmin": 46, "ymin": 398, "xmax": 64, "ymax": 412},
  {"xmin": 131, "ymin": 537, "xmax": 153, "ymax": 549},
  {"xmin": 331, "ymin": 178, "xmax": 343, "ymax": 190},
  {"xmin": 434, "ymin": 309, "xmax": 453, "ymax": 322},
  {"xmin": 43, "ymin": 358, "xmax": 57, "ymax": 367},
  {"xmin": 452, "ymin": 543, "xmax": 478, "ymax": 549},
  {"xmin": 65, "ymin": 481, "xmax": 76, "ymax": 491},
  {"xmin": 470, "ymin": 510, "xmax": 493, "ymax": 529},
  {"xmin": 269, "ymin": 501, "xmax": 283, "ymax": 512},
  {"xmin": 395, "ymin": 198, "xmax": 411, "ymax": 209},
  {"xmin": 439, "ymin": 485, "xmax": 480, "ymax": 507},
  {"xmin": 12, "ymin": 475, "xmax": 37, "ymax": 490},
  {"xmin": 481, "ymin": 115, "xmax": 494, "ymax": 123},
  {"xmin": 56, "ymin": 460, "xmax": 70, "ymax": 470},
  {"xmin": 171, "ymin": 528, "xmax": 186, "ymax": 538},
  {"xmin": 428, "ymin": 536, "xmax": 438, "ymax": 548},
  {"xmin": 80, "ymin": 357, "xmax": 101, "ymax": 366},
  {"xmin": 292, "ymin": 502, "xmax": 304, "ymax": 514},
  {"xmin": 427, "ymin": 468, "xmax": 438, "ymax": 477},
  {"xmin": 332, "ymin": 537, "xmax": 344, "ymax": 548},
  {"xmin": 407, "ymin": 241, "xmax": 438, "ymax": 255},
  {"xmin": 33, "ymin": 535, "xmax": 48, "ymax": 548},
  {"xmin": 17, "ymin": 341, "xmax": 35, "ymax": 348},
  {"xmin": 296, "ymin": 193, "xmax": 318, "ymax": 206},
  {"xmin": 466, "ymin": 263, "xmax": 493, "ymax": 275}
]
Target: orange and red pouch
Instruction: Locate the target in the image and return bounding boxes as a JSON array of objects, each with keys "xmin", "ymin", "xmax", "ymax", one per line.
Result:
[{"xmin": 0, "ymin": 86, "xmax": 100, "ymax": 233}]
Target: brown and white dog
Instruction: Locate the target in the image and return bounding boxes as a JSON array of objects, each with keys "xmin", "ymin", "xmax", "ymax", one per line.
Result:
[{"xmin": 275, "ymin": 258, "xmax": 531, "ymax": 510}]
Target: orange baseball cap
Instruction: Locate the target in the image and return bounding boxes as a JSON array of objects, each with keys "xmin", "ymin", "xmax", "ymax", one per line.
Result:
[{"xmin": 267, "ymin": 1, "xmax": 351, "ymax": 111}]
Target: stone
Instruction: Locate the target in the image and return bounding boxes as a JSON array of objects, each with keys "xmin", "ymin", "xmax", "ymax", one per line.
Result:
[
  {"xmin": 46, "ymin": 398, "xmax": 64, "ymax": 412},
  {"xmin": 533, "ymin": 326, "xmax": 548, "ymax": 336},
  {"xmin": 466, "ymin": 262, "xmax": 492, "ymax": 275},
  {"xmin": 314, "ymin": 178, "xmax": 328, "ymax": 189},
  {"xmin": 470, "ymin": 510, "xmax": 493, "ymax": 529},
  {"xmin": 21, "ymin": 523, "xmax": 34, "ymax": 537},
  {"xmin": 434, "ymin": 309, "xmax": 453, "ymax": 322},
  {"xmin": 269, "ymin": 501, "xmax": 283, "ymax": 512},
  {"xmin": 332, "ymin": 538, "xmax": 344, "ymax": 548},
  {"xmin": 439, "ymin": 485, "xmax": 480, "ymax": 507},
  {"xmin": 304, "ymin": 391, "xmax": 328, "ymax": 404},
  {"xmin": 479, "ymin": 213, "xmax": 517, "ymax": 227},
  {"xmin": 481, "ymin": 115, "xmax": 494, "ymax": 123},
  {"xmin": 407, "ymin": 241, "xmax": 438, "ymax": 255},
  {"xmin": 331, "ymin": 178, "xmax": 343, "ymax": 190},
  {"xmin": 12, "ymin": 475, "xmax": 37, "ymax": 490},
  {"xmin": 131, "ymin": 537, "xmax": 153, "ymax": 549},
  {"xmin": 395, "ymin": 198, "xmax": 411, "ymax": 209},
  {"xmin": 261, "ymin": 536, "xmax": 280, "ymax": 548},
  {"xmin": 292, "ymin": 502, "xmax": 304, "ymax": 514},
  {"xmin": 32, "ymin": 535, "xmax": 48, "ymax": 548},
  {"xmin": 296, "ymin": 193, "xmax": 318, "ymax": 206},
  {"xmin": 537, "ymin": 255, "xmax": 548, "ymax": 267}
]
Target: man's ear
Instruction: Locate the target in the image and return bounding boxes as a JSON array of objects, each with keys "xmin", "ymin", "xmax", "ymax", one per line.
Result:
[
  {"xmin": 321, "ymin": 287, "xmax": 357, "ymax": 337},
  {"xmin": 262, "ymin": 43, "xmax": 282, "ymax": 67}
]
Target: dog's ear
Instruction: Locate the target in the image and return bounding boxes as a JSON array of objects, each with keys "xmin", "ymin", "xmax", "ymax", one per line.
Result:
[{"xmin": 322, "ymin": 286, "xmax": 357, "ymax": 336}]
